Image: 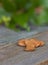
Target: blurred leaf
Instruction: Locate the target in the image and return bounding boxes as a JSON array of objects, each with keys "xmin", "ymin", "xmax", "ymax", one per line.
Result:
[
  {"xmin": 45, "ymin": 9, "xmax": 48, "ymax": 23},
  {"xmin": 14, "ymin": 0, "xmax": 28, "ymax": 9},
  {"xmin": 40, "ymin": 0, "xmax": 48, "ymax": 8},
  {"xmin": 26, "ymin": 26, "xmax": 30, "ymax": 32},
  {"xmin": 0, "ymin": 7, "xmax": 11, "ymax": 17},
  {"xmin": 0, "ymin": 19, "xmax": 2, "ymax": 24},
  {"xmin": 9, "ymin": 22, "xmax": 16, "ymax": 30},
  {"xmin": 2, "ymin": 16, "xmax": 10, "ymax": 27},
  {"xmin": 2, "ymin": 0, "xmax": 16, "ymax": 12},
  {"xmin": 37, "ymin": 9, "xmax": 46, "ymax": 25},
  {"xmin": 44, "ymin": 0, "xmax": 48, "ymax": 8},
  {"xmin": 1, "ymin": 0, "xmax": 48, "ymax": 31},
  {"xmin": 0, "ymin": 0, "xmax": 2, "ymax": 2},
  {"xmin": 12, "ymin": 13, "xmax": 29, "ymax": 27}
]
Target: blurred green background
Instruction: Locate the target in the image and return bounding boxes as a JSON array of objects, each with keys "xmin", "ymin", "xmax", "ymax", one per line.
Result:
[{"xmin": 0, "ymin": 0, "xmax": 48, "ymax": 31}]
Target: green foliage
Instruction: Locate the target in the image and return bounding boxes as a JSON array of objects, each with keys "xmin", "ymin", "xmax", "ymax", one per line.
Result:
[{"xmin": 0, "ymin": 0, "xmax": 48, "ymax": 31}]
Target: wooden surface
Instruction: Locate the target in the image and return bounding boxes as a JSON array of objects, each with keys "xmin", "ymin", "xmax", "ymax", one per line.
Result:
[{"xmin": 0, "ymin": 26, "xmax": 48, "ymax": 65}]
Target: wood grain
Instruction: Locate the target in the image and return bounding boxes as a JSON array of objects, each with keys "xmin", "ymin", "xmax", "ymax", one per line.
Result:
[{"xmin": 0, "ymin": 27, "xmax": 48, "ymax": 65}]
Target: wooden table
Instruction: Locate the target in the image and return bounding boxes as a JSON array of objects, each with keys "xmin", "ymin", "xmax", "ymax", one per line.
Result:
[{"xmin": 0, "ymin": 26, "xmax": 48, "ymax": 65}]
